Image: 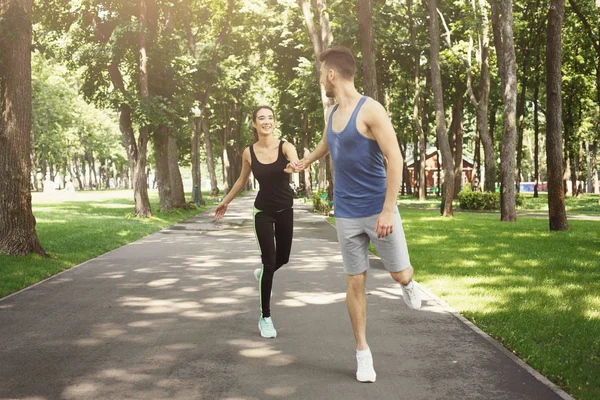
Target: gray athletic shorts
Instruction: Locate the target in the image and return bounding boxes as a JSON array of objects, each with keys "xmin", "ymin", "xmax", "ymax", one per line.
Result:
[{"xmin": 335, "ymin": 209, "xmax": 411, "ymax": 275}]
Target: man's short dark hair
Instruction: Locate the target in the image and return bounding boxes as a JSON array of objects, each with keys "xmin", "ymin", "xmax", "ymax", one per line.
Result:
[{"xmin": 319, "ymin": 46, "xmax": 356, "ymax": 80}]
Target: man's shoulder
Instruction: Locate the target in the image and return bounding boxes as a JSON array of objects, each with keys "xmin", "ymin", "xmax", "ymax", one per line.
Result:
[
  {"xmin": 357, "ymin": 96, "xmax": 388, "ymax": 125},
  {"xmin": 361, "ymin": 96, "xmax": 385, "ymax": 113}
]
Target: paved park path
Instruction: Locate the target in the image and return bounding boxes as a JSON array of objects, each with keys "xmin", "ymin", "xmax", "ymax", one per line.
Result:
[{"xmin": 0, "ymin": 193, "xmax": 573, "ymax": 400}]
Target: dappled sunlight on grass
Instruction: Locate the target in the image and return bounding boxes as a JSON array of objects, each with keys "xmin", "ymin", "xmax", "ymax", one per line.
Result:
[
  {"xmin": 584, "ymin": 296, "xmax": 600, "ymax": 320},
  {"xmin": 399, "ymin": 208, "xmax": 600, "ymax": 398}
]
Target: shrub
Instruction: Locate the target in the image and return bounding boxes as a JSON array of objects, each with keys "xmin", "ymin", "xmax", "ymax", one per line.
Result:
[
  {"xmin": 458, "ymin": 190, "xmax": 500, "ymax": 210},
  {"xmin": 516, "ymin": 193, "xmax": 526, "ymax": 208},
  {"xmin": 312, "ymin": 191, "xmax": 332, "ymax": 214}
]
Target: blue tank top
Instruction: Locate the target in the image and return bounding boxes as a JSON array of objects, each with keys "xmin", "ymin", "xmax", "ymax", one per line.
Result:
[{"xmin": 326, "ymin": 96, "xmax": 386, "ymax": 218}]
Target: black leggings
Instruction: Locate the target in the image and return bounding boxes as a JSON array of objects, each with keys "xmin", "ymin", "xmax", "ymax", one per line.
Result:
[{"xmin": 253, "ymin": 207, "xmax": 293, "ymax": 318}]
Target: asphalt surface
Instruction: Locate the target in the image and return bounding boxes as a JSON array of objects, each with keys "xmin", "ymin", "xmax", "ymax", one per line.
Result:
[{"xmin": 0, "ymin": 193, "xmax": 573, "ymax": 400}]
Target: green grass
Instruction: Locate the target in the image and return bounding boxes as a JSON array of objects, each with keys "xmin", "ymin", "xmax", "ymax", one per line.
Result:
[
  {"xmin": 398, "ymin": 193, "xmax": 600, "ymax": 215},
  {"xmin": 518, "ymin": 193, "xmax": 600, "ymax": 214},
  {"xmin": 0, "ymin": 190, "xmax": 218, "ymax": 298},
  {"xmin": 330, "ymin": 209, "xmax": 599, "ymax": 400}
]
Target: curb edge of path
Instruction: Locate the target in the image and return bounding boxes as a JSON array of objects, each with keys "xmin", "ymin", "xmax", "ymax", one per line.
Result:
[{"xmin": 412, "ymin": 283, "xmax": 575, "ymax": 400}]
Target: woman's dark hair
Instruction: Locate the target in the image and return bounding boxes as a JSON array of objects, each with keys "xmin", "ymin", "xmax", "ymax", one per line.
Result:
[{"xmin": 251, "ymin": 106, "xmax": 275, "ymax": 142}]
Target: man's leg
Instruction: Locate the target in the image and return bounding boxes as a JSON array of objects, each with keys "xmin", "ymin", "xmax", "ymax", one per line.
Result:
[
  {"xmin": 368, "ymin": 211, "xmax": 421, "ymax": 310},
  {"xmin": 346, "ymin": 271, "xmax": 377, "ymax": 383},
  {"xmin": 346, "ymin": 271, "xmax": 368, "ymax": 350},
  {"xmin": 389, "ymin": 266, "xmax": 413, "ymax": 285}
]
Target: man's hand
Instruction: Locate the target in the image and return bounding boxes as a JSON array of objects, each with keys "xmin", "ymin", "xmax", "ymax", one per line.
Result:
[
  {"xmin": 292, "ymin": 158, "xmax": 311, "ymax": 172},
  {"xmin": 375, "ymin": 210, "xmax": 395, "ymax": 238}
]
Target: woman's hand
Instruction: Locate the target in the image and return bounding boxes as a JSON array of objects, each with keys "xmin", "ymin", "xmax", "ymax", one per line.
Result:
[
  {"xmin": 284, "ymin": 161, "xmax": 301, "ymax": 174},
  {"xmin": 214, "ymin": 202, "xmax": 229, "ymax": 219}
]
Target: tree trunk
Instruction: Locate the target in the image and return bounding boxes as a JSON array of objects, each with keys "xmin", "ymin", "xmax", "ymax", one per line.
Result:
[
  {"xmin": 0, "ymin": 0, "xmax": 47, "ymax": 256},
  {"xmin": 466, "ymin": 0, "xmax": 490, "ymax": 193},
  {"xmin": 302, "ymin": 119, "xmax": 313, "ymax": 198},
  {"xmin": 201, "ymin": 117, "xmax": 219, "ymax": 196},
  {"xmin": 421, "ymin": 74, "xmax": 430, "ymax": 197},
  {"xmin": 30, "ymin": 127, "xmax": 38, "ymax": 191},
  {"xmin": 468, "ymin": 1, "xmax": 493, "ymax": 193},
  {"xmin": 299, "ymin": 0, "xmax": 335, "ymax": 117},
  {"xmin": 408, "ymin": 0, "xmax": 426, "ymax": 200},
  {"xmin": 592, "ymin": 140, "xmax": 599, "ymax": 195},
  {"xmin": 533, "ymin": 35, "xmax": 542, "ymax": 198},
  {"xmin": 427, "ymin": 0, "xmax": 454, "ymax": 216},
  {"xmin": 168, "ymin": 132, "xmax": 187, "ymax": 208},
  {"xmin": 473, "ymin": 125, "xmax": 481, "ymax": 189},
  {"xmin": 357, "ymin": 0, "xmax": 380, "ymax": 102},
  {"xmin": 490, "ymin": 1, "xmax": 505, "ymax": 87},
  {"xmin": 546, "ymin": 0, "xmax": 568, "ymax": 231},
  {"xmin": 134, "ymin": 0, "xmax": 152, "ymax": 217},
  {"xmin": 299, "ymin": 0, "xmax": 335, "ymax": 200},
  {"xmin": 567, "ymin": 0, "xmax": 600, "ymax": 196},
  {"xmin": 192, "ymin": 118, "xmax": 205, "ymax": 205},
  {"xmin": 498, "ymin": 0, "xmax": 518, "ymax": 222},
  {"xmin": 515, "ymin": 81, "xmax": 527, "ymax": 193},
  {"xmin": 183, "ymin": 0, "xmax": 233, "ymax": 199},
  {"xmin": 154, "ymin": 126, "xmax": 173, "ymax": 211},
  {"xmin": 450, "ymin": 96, "xmax": 464, "ymax": 198},
  {"xmin": 585, "ymin": 140, "xmax": 592, "ymax": 193}
]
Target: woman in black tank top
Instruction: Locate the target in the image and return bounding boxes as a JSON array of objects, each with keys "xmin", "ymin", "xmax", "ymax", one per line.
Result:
[{"xmin": 214, "ymin": 106, "xmax": 299, "ymax": 339}]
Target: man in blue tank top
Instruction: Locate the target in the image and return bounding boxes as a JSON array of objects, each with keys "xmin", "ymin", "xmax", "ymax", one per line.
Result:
[{"xmin": 295, "ymin": 46, "xmax": 422, "ymax": 383}]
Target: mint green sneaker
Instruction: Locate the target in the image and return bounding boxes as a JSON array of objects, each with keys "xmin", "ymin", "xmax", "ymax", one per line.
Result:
[
  {"xmin": 254, "ymin": 268, "xmax": 272, "ymax": 296},
  {"xmin": 258, "ymin": 317, "xmax": 277, "ymax": 338}
]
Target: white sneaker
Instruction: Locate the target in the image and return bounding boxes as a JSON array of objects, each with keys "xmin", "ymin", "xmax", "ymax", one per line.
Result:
[
  {"xmin": 401, "ymin": 280, "xmax": 422, "ymax": 310},
  {"xmin": 356, "ymin": 348, "xmax": 376, "ymax": 383}
]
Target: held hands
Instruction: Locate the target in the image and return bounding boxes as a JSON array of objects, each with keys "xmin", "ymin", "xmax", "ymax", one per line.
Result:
[
  {"xmin": 285, "ymin": 158, "xmax": 310, "ymax": 173},
  {"xmin": 214, "ymin": 202, "xmax": 228, "ymax": 219},
  {"xmin": 375, "ymin": 210, "xmax": 395, "ymax": 238},
  {"xmin": 284, "ymin": 162, "xmax": 300, "ymax": 174},
  {"xmin": 284, "ymin": 158, "xmax": 309, "ymax": 174}
]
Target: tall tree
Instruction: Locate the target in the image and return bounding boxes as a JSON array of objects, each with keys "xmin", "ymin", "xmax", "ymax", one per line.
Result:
[
  {"xmin": 408, "ymin": 0, "xmax": 427, "ymax": 200},
  {"xmin": 0, "ymin": 0, "xmax": 47, "ymax": 256},
  {"xmin": 357, "ymin": 0, "xmax": 380, "ymax": 102},
  {"xmin": 187, "ymin": 0, "xmax": 234, "ymax": 198},
  {"xmin": 427, "ymin": 0, "xmax": 455, "ymax": 216},
  {"xmin": 567, "ymin": 0, "xmax": 600, "ymax": 202},
  {"xmin": 298, "ymin": 0, "xmax": 335, "ymax": 200},
  {"xmin": 491, "ymin": 0, "xmax": 518, "ymax": 222},
  {"xmin": 134, "ymin": 0, "xmax": 152, "ymax": 217},
  {"xmin": 298, "ymin": 0, "xmax": 334, "ymax": 116},
  {"xmin": 546, "ymin": 0, "xmax": 569, "ymax": 230},
  {"xmin": 467, "ymin": 0, "xmax": 493, "ymax": 193}
]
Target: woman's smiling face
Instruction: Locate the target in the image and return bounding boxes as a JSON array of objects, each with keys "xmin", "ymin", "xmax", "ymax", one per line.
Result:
[{"xmin": 253, "ymin": 108, "xmax": 275, "ymax": 136}]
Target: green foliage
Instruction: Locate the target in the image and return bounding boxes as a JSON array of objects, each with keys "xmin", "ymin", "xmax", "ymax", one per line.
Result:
[
  {"xmin": 458, "ymin": 189, "xmax": 500, "ymax": 211},
  {"xmin": 311, "ymin": 191, "xmax": 331, "ymax": 215},
  {"xmin": 31, "ymin": 51, "xmax": 124, "ymax": 182}
]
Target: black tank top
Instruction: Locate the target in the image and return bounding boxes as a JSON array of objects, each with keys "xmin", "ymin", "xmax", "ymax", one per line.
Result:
[{"xmin": 250, "ymin": 140, "xmax": 294, "ymax": 212}]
